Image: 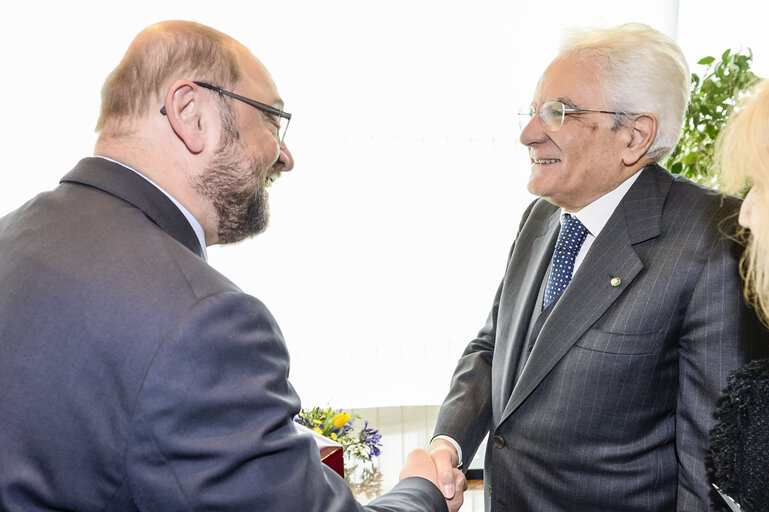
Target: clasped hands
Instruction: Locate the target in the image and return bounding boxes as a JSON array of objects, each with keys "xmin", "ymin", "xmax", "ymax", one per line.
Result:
[{"xmin": 399, "ymin": 439, "xmax": 466, "ymax": 512}]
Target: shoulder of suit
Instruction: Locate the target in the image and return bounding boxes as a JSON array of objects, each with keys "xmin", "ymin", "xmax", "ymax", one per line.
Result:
[
  {"xmin": 667, "ymin": 172, "xmax": 742, "ymax": 215},
  {"xmin": 637, "ymin": 163, "xmax": 740, "ymax": 217},
  {"xmin": 527, "ymin": 197, "xmax": 558, "ymax": 219}
]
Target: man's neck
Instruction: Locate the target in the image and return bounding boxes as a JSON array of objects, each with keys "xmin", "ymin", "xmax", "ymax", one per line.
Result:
[{"xmin": 94, "ymin": 135, "xmax": 218, "ymax": 244}]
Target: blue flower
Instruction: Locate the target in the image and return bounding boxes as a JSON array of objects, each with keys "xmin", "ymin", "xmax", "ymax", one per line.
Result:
[{"xmin": 294, "ymin": 406, "xmax": 383, "ymax": 471}]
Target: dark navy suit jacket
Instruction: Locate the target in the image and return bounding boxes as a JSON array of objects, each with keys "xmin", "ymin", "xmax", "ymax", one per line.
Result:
[{"xmin": 0, "ymin": 157, "xmax": 446, "ymax": 511}]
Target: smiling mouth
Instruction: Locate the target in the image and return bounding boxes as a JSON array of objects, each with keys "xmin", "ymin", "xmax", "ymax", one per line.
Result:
[{"xmin": 532, "ymin": 158, "xmax": 561, "ymax": 164}]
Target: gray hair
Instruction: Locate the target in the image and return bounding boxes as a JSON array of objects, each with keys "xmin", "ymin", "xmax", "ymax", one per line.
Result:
[{"xmin": 558, "ymin": 23, "xmax": 690, "ymax": 162}]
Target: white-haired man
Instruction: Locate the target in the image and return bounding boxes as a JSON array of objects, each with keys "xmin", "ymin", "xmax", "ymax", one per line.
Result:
[{"xmin": 428, "ymin": 23, "xmax": 769, "ymax": 511}]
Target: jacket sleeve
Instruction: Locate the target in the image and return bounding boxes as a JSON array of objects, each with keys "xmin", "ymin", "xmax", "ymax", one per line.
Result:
[
  {"xmin": 126, "ymin": 291, "xmax": 446, "ymax": 512},
  {"xmin": 432, "ymin": 281, "xmax": 500, "ymax": 466},
  {"xmin": 433, "ymin": 200, "xmax": 539, "ymax": 466}
]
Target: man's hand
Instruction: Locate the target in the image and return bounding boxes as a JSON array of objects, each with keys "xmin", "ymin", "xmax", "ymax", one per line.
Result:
[
  {"xmin": 400, "ymin": 448, "xmax": 466, "ymax": 512},
  {"xmin": 427, "ymin": 439, "xmax": 461, "ymax": 499},
  {"xmin": 443, "ymin": 467, "xmax": 467, "ymax": 512}
]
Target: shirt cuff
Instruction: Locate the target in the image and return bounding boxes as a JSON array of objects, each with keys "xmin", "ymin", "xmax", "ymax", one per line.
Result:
[{"xmin": 432, "ymin": 434, "xmax": 463, "ymax": 468}]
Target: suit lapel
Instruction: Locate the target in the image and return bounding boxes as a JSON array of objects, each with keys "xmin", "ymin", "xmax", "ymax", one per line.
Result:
[
  {"xmin": 500, "ymin": 165, "xmax": 672, "ymax": 423},
  {"xmin": 493, "ymin": 208, "xmax": 560, "ymax": 422},
  {"xmin": 60, "ymin": 157, "xmax": 205, "ymax": 258}
]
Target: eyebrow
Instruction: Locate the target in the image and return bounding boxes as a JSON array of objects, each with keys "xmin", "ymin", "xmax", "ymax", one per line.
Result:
[
  {"xmin": 531, "ymin": 97, "xmax": 577, "ymax": 109},
  {"xmin": 553, "ymin": 97, "xmax": 577, "ymax": 108}
]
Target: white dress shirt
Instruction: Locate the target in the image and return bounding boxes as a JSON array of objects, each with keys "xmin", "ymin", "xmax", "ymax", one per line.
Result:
[
  {"xmin": 565, "ymin": 169, "xmax": 642, "ymax": 276},
  {"xmin": 95, "ymin": 156, "xmax": 208, "ymax": 260}
]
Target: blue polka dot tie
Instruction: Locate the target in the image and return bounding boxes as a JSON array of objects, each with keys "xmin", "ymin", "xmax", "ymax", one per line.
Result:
[{"xmin": 543, "ymin": 214, "xmax": 588, "ymax": 309}]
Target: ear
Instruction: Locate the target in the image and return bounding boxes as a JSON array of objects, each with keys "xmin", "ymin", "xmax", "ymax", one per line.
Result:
[
  {"xmin": 162, "ymin": 80, "xmax": 209, "ymax": 154},
  {"xmin": 621, "ymin": 113, "xmax": 658, "ymax": 166}
]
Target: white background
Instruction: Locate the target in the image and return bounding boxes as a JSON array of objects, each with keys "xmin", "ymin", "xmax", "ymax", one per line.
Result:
[{"xmin": 1, "ymin": 0, "xmax": 766, "ymax": 408}]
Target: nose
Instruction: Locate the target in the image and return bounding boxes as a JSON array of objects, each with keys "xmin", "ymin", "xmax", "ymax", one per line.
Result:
[
  {"xmin": 739, "ymin": 188, "xmax": 756, "ymax": 230},
  {"xmin": 277, "ymin": 141, "xmax": 294, "ymax": 172},
  {"xmin": 519, "ymin": 112, "xmax": 546, "ymax": 147}
]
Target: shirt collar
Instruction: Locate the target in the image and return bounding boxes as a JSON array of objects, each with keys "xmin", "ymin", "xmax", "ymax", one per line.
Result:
[
  {"xmin": 94, "ymin": 156, "xmax": 207, "ymax": 259},
  {"xmin": 561, "ymin": 169, "xmax": 643, "ymax": 237}
]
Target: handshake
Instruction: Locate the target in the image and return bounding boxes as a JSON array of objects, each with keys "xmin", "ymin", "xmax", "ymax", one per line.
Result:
[{"xmin": 399, "ymin": 439, "xmax": 467, "ymax": 512}]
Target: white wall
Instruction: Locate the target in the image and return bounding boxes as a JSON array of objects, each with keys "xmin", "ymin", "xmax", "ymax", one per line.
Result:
[
  {"xmin": 2, "ymin": 0, "xmax": 761, "ymax": 408},
  {"xmin": 678, "ymin": 0, "xmax": 769, "ymax": 78}
]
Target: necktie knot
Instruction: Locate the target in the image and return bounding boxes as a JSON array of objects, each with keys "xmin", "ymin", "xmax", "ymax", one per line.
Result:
[{"xmin": 543, "ymin": 214, "xmax": 588, "ymax": 309}]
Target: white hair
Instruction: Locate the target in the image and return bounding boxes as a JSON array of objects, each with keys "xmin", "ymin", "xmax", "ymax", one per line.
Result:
[{"xmin": 558, "ymin": 23, "xmax": 690, "ymax": 162}]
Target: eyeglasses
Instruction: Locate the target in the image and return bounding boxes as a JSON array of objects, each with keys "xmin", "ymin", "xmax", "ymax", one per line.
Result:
[
  {"xmin": 160, "ymin": 81, "xmax": 292, "ymax": 143},
  {"xmin": 518, "ymin": 100, "xmax": 631, "ymax": 132}
]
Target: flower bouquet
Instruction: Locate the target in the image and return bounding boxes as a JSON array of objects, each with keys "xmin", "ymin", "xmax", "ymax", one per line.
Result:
[{"xmin": 294, "ymin": 406, "xmax": 382, "ymax": 479}]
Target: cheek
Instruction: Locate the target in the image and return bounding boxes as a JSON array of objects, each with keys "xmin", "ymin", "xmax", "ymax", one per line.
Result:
[
  {"xmin": 739, "ymin": 203, "xmax": 751, "ymax": 230},
  {"xmin": 739, "ymin": 191, "xmax": 758, "ymax": 230},
  {"xmin": 245, "ymin": 137, "xmax": 276, "ymax": 170},
  {"xmin": 260, "ymin": 139, "xmax": 281, "ymax": 170}
]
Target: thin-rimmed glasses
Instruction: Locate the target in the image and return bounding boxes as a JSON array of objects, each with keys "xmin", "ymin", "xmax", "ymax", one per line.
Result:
[{"xmin": 518, "ymin": 100, "xmax": 632, "ymax": 132}]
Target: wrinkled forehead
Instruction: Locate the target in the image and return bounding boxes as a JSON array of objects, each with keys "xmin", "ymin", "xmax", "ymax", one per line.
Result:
[{"xmin": 532, "ymin": 53, "xmax": 607, "ymax": 108}]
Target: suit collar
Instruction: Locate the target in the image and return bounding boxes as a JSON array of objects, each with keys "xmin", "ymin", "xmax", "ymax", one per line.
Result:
[
  {"xmin": 567, "ymin": 168, "xmax": 643, "ymax": 239},
  {"xmin": 60, "ymin": 157, "xmax": 206, "ymax": 259},
  {"xmin": 620, "ymin": 163, "xmax": 672, "ymax": 244},
  {"xmin": 500, "ymin": 164, "xmax": 672, "ymax": 422}
]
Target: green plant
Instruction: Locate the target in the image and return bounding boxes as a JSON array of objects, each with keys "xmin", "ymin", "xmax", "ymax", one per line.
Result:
[{"xmin": 664, "ymin": 48, "xmax": 759, "ymax": 189}]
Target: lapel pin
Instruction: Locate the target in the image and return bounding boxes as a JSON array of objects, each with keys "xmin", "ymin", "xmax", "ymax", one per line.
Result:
[{"xmin": 610, "ymin": 277, "xmax": 621, "ymax": 287}]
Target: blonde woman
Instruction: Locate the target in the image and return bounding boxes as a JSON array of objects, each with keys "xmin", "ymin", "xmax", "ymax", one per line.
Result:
[{"xmin": 710, "ymin": 78, "xmax": 769, "ymax": 512}]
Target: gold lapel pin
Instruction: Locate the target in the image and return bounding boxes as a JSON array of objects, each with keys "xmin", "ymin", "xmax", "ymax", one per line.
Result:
[{"xmin": 610, "ymin": 277, "xmax": 621, "ymax": 287}]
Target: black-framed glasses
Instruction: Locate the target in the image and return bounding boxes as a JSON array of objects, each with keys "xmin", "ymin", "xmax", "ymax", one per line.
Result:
[
  {"xmin": 160, "ymin": 81, "xmax": 292, "ymax": 143},
  {"xmin": 518, "ymin": 100, "xmax": 632, "ymax": 132}
]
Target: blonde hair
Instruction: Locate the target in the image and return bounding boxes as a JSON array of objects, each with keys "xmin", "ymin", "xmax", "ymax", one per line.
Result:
[
  {"xmin": 716, "ymin": 79, "xmax": 769, "ymax": 327},
  {"xmin": 96, "ymin": 20, "xmax": 242, "ymax": 134},
  {"xmin": 559, "ymin": 23, "xmax": 690, "ymax": 162}
]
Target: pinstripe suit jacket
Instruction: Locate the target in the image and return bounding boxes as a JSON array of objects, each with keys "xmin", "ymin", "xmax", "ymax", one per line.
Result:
[{"xmin": 434, "ymin": 164, "xmax": 769, "ymax": 511}]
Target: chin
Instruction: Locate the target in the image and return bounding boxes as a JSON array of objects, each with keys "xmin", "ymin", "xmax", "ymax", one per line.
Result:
[{"xmin": 526, "ymin": 177, "xmax": 549, "ymax": 199}]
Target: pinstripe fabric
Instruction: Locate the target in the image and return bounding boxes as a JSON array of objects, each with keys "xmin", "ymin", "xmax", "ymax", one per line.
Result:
[{"xmin": 434, "ymin": 165, "xmax": 769, "ymax": 511}]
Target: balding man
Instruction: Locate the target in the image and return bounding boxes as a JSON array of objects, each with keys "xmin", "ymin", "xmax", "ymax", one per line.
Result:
[{"xmin": 0, "ymin": 20, "xmax": 464, "ymax": 512}]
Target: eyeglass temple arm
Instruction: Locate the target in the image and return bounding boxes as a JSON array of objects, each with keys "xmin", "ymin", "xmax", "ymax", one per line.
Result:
[
  {"xmin": 193, "ymin": 81, "xmax": 291, "ymax": 120},
  {"xmin": 159, "ymin": 82, "xmax": 291, "ymax": 120},
  {"xmin": 565, "ymin": 108, "xmax": 621, "ymax": 115}
]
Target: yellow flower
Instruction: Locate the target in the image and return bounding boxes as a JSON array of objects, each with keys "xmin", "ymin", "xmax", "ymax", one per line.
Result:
[
  {"xmin": 331, "ymin": 432, "xmax": 338, "ymax": 441},
  {"xmin": 313, "ymin": 427, "xmax": 323, "ymax": 434},
  {"xmin": 333, "ymin": 412, "xmax": 351, "ymax": 428}
]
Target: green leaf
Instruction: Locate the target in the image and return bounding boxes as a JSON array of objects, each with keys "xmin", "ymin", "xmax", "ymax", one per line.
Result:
[
  {"xmin": 691, "ymin": 73, "xmax": 700, "ymax": 85},
  {"xmin": 670, "ymin": 47, "xmax": 754, "ymax": 190}
]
